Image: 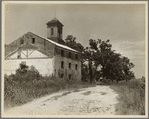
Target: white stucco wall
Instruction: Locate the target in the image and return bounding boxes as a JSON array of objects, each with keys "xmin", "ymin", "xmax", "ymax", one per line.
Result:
[
  {"xmin": 4, "ymin": 58, "xmax": 54, "ymax": 76},
  {"xmin": 9, "ymin": 49, "xmax": 49, "ymax": 59},
  {"xmin": 28, "ymin": 50, "xmax": 48, "ymax": 58}
]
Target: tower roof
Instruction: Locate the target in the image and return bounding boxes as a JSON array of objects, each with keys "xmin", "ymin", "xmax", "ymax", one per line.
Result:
[{"xmin": 46, "ymin": 17, "xmax": 63, "ymax": 26}]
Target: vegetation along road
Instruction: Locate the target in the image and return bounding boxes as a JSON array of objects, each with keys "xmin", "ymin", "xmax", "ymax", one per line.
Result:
[{"xmin": 4, "ymin": 85, "xmax": 118, "ymax": 117}]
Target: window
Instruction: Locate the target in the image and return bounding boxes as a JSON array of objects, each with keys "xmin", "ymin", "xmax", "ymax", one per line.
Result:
[
  {"xmin": 75, "ymin": 64, "xmax": 78, "ymax": 70},
  {"xmin": 69, "ymin": 52, "xmax": 71, "ymax": 58},
  {"xmin": 75, "ymin": 54, "xmax": 78, "ymax": 59},
  {"xmin": 69, "ymin": 74, "xmax": 71, "ymax": 80},
  {"xmin": 61, "ymin": 50, "xmax": 64, "ymax": 56},
  {"xmin": 69, "ymin": 63, "xmax": 71, "ymax": 69},
  {"xmin": 20, "ymin": 39, "xmax": 24, "ymax": 45},
  {"xmin": 51, "ymin": 28, "xmax": 54, "ymax": 35},
  {"xmin": 61, "ymin": 74, "xmax": 64, "ymax": 78},
  {"xmin": 58, "ymin": 29, "xmax": 61, "ymax": 38},
  {"xmin": 61, "ymin": 61, "xmax": 64, "ymax": 69},
  {"xmin": 32, "ymin": 38, "xmax": 35, "ymax": 44}
]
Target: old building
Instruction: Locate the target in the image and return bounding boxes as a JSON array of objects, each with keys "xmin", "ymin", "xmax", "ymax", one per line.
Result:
[{"xmin": 5, "ymin": 18, "xmax": 81, "ymax": 81}]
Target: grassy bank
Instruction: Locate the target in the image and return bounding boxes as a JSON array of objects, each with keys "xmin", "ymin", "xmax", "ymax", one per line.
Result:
[
  {"xmin": 109, "ymin": 79, "xmax": 145, "ymax": 115},
  {"xmin": 4, "ymin": 68, "xmax": 94, "ymax": 110}
]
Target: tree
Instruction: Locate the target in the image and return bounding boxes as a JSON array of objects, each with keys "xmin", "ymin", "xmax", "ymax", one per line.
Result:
[
  {"xmin": 65, "ymin": 35, "xmax": 84, "ymax": 52},
  {"xmin": 65, "ymin": 35, "xmax": 89, "ymax": 82},
  {"xmin": 81, "ymin": 64, "xmax": 89, "ymax": 82},
  {"xmin": 82, "ymin": 45, "xmax": 96, "ymax": 83},
  {"xmin": 85, "ymin": 39, "xmax": 135, "ymax": 83}
]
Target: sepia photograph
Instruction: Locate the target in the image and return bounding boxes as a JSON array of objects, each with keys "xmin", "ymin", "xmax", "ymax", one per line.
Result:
[{"xmin": 1, "ymin": 1, "xmax": 148, "ymax": 118}]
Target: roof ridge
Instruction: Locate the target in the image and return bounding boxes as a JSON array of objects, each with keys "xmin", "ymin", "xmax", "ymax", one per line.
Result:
[{"xmin": 28, "ymin": 32, "xmax": 80, "ymax": 53}]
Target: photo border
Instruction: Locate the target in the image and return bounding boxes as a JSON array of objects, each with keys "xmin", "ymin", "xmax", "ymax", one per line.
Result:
[{"xmin": 1, "ymin": 1, "xmax": 148, "ymax": 118}]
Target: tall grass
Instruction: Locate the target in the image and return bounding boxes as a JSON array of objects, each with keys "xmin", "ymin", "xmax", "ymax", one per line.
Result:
[
  {"xmin": 110, "ymin": 79, "xmax": 145, "ymax": 115},
  {"xmin": 4, "ymin": 64, "xmax": 94, "ymax": 110}
]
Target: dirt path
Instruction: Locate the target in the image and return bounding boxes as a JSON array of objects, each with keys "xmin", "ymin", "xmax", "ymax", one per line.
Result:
[{"xmin": 3, "ymin": 85, "xmax": 119, "ymax": 117}]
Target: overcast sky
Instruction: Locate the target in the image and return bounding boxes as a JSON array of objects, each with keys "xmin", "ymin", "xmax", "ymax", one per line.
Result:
[{"xmin": 4, "ymin": 2, "xmax": 147, "ymax": 78}]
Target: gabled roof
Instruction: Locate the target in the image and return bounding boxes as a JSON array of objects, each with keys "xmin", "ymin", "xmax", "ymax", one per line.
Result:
[
  {"xmin": 5, "ymin": 42, "xmax": 52, "ymax": 59},
  {"xmin": 28, "ymin": 32, "xmax": 80, "ymax": 53}
]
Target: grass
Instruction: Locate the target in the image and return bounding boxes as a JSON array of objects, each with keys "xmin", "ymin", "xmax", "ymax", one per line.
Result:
[
  {"xmin": 109, "ymin": 79, "xmax": 145, "ymax": 115},
  {"xmin": 4, "ymin": 63, "xmax": 145, "ymax": 115},
  {"xmin": 4, "ymin": 74, "xmax": 95, "ymax": 110}
]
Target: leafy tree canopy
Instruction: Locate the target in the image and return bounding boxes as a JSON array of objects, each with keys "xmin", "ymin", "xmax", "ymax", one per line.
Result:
[
  {"xmin": 84, "ymin": 39, "xmax": 135, "ymax": 83},
  {"xmin": 65, "ymin": 35, "xmax": 84, "ymax": 52}
]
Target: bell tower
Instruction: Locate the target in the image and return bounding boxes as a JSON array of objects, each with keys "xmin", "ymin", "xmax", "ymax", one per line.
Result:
[{"xmin": 46, "ymin": 17, "xmax": 64, "ymax": 44}]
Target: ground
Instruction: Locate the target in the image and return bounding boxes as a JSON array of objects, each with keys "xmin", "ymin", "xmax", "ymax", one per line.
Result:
[{"xmin": 3, "ymin": 85, "xmax": 118, "ymax": 117}]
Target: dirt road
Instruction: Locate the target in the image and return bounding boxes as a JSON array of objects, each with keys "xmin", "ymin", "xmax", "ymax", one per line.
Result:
[{"xmin": 3, "ymin": 85, "xmax": 118, "ymax": 117}]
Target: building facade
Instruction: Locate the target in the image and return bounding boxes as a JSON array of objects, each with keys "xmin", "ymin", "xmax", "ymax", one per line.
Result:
[{"xmin": 5, "ymin": 18, "xmax": 81, "ymax": 81}]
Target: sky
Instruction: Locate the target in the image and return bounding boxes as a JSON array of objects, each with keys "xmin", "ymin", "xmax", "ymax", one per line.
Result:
[{"xmin": 3, "ymin": 2, "xmax": 147, "ymax": 78}]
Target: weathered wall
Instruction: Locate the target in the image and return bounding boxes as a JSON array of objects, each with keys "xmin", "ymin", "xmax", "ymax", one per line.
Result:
[
  {"xmin": 47, "ymin": 25, "xmax": 63, "ymax": 41},
  {"xmin": 5, "ymin": 32, "xmax": 81, "ymax": 81},
  {"xmin": 8, "ymin": 49, "xmax": 50, "ymax": 59},
  {"xmin": 47, "ymin": 26, "xmax": 58, "ymax": 39},
  {"xmin": 54, "ymin": 46, "xmax": 81, "ymax": 81},
  {"xmin": 6, "ymin": 32, "xmax": 55, "ymax": 57},
  {"xmin": 5, "ymin": 58, "xmax": 54, "ymax": 76}
]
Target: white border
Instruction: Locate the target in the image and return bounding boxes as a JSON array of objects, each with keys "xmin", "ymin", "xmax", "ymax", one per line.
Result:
[{"xmin": 1, "ymin": 1, "xmax": 148, "ymax": 118}]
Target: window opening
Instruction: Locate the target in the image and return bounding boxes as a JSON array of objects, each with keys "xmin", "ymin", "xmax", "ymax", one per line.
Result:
[
  {"xmin": 69, "ymin": 63, "xmax": 71, "ymax": 69},
  {"xmin": 32, "ymin": 38, "xmax": 35, "ymax": 44},
  {"xmin": 58, "ymin": 29, "xmax": 61, "ymax": 38},
  {"xmin": 51, "ymin": 28, "xmax": 54, "ymax": 35},
  {"xmin": 69, "ymin": 74, "xmax": 71, "ymax": 80},
  {"xmin": 61, "ymin": 50, "xmax": 64, "ymax": 56},
  {"xmin": 69, "ymin": 52, "xmax": 71, "ymax": 58},
  {"xmin": 75, "ymin": 54, "xmax": 78, "ymax": 59},
  {"xmin": 61, "ymin": 74, "xmax": 64, "ymax": 78},
  {"xmin": 61, "ymin": 61, "xmax": 64, "ymax": 69},
  {"xmin": 75, "ymin": 64, "xmax": 78, "ymax": 70},
  {"xmin": 20, "ymin": 39, "xmax": 24, "ymax": 45}
]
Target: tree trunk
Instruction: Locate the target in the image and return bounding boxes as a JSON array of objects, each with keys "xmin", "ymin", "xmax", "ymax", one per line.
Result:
[
  {"xmin": 89, "ymin": 60, "xmax": 92, "ymax": 84},
  {"xmin": 102, "ymin": 66, "xmax": 105, "ymax": 80}
]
